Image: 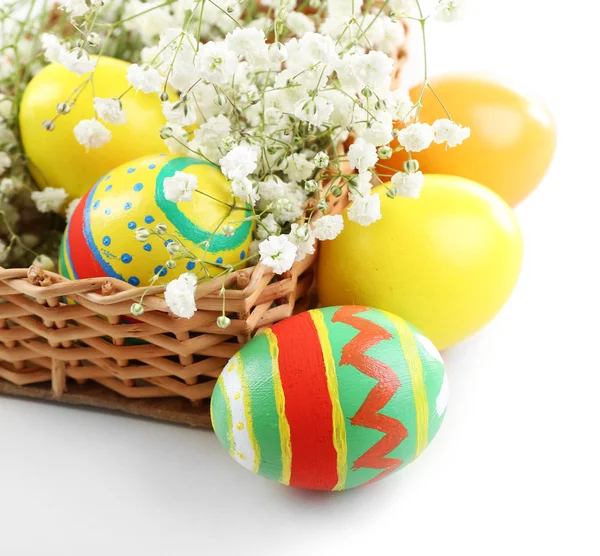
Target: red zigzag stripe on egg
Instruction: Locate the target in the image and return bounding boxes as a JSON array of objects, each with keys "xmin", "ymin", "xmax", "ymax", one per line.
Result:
[{"xmin": 333, "ymin": 306, "xmax": 409, "ymax": 484}]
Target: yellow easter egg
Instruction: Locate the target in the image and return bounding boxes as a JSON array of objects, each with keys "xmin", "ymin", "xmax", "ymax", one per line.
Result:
[
  {"xmin": 317, "ymin": 175, "xmax": 523, "ymax": 351},
  {"xmin": 60, "ymin": 154, "xmax": 254, "ymax": 286},
  {"xmin": 20, "ymin": 56, "xmax": 167, "ymax": 198}
]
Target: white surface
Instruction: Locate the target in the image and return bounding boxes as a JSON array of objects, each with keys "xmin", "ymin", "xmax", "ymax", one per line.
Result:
[{"xmin": 2, "ymin": 2, "xmax": 600, "ymax": 555}]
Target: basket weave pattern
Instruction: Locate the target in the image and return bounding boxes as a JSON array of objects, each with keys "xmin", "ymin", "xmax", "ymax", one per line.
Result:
[{"xmin": 0, "ymin": 36, "xmax": 407, "ymax": 427}]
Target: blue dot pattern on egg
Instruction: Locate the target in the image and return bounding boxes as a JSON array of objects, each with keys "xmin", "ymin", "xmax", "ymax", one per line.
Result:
[{"xmin": 59, "ymin": 155, "xmax": 255, "ymax": 287}]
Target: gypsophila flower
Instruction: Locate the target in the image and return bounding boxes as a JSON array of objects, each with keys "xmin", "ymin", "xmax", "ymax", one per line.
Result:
[
  {"xmin": 313, "ymin": 214, "xmax": 344, "ymax": 240},
  {"xmin": 0, "ymin": 177, "xmax": 21, "ymax": 197},
  {"xmin": 220, "ymin": 145, "xmax": 258, "ymax": 181},
  {"xmin": 285, "ymin": 153, "xmax": 315, "ymax": 183},
  {"xmin": 289, "ymin": 223, "xmax": 315, "ymax": 262},
  {"xmin": 0, "ymin": 240, "xmax": 8, "ymax": 264},
  {"xmin": 256, "ymin": 213, "xmax": 280, "ymax": 240},
  {"xmin": 60, "ymin": 0, "xmax": 89, "ymax": 17},
  {"xmin": 41, "ymin": 33, "xmax": 63, "ymax": 63},
  {"xmin": 65, "ymin": 198, "xmax": 80, "ymax": 221},
  {"xmin": 259, "ymin": 234, "xmax": 298, "ymax": 275},
  {"xmin": 392, "ymin": 170, "xmax": 425, "ymax": 198},
  {"xmin": 163, "ymin": 171, "xmax": 198, "ymax": 203},
  {"xmin": 31, "ymin": 187, "xmax": 68, "ymax": 213},
  {"xmin": 131, "ymin": 303, "xmax": 145, "ymax": 316},
  {"xmin": 0, "ymin": 152, "xmax": 11, "ymax": 174},
  {"xmin": 73, "ymin": 119, "xmax": 112, "ymax": 150},
  {"xmin": 435, "ymin": 0, "xmax": 465, "ymax": 22},
  {"xmin": 197, "ymin": 41, "xmax": 239, "ymax": 85},
  {"xmin": 432, "ymin": 119, "xmax": 471, "ymax": 148},
  {"xmin": 348, "ymin": 138, "xmax": 379, "ymax": 174},
  {"xmin": 94, "ymin": 98, "xmax": 127, "ymax": 125},
  {"xmin": 348, "ymin": 194, "xmax": 382, "ymax": 226},
  {"xmin": 126, "ymin": 64, "xmax": 163, "ymax": 94},
  {"xmin": 286, "ymin": 11, "xmax": 316, "ymax": 37},
  {"xmin": 397, "ymin": 122, "xmax": 435, "ymax": 153},
  {"xmin": 58, "ymin": 49, "xmax": 96, "ymax": 75},
  {"xmin": 226, "ymin": 27, "xmax": 269, "ymax": 67},
  {"xmin": 216, "ymin": 315, "xmax": 231, "ymax": 329},
  {"xmin": 165, "ymin": 273, "xmax": 197, "ymax": 319},
  {"xmin": 231, "ymin": 177, "xmax": 259, "ymax": 206},
  {"xmin": 294, "ymin": 96, "xmax": 334, "ymax": 127},
  {"xmin": 258, "ymin": 175, "xmax": 286, "ymax": 202},
  {"xmin": 348, "ymin": 171, "xmax": 373, "ymax": 201},
  {"xmin": 162, "ymin": 101, "xmax": 197, "ymax": 127}
]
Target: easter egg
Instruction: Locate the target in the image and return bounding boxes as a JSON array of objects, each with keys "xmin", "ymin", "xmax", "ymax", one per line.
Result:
[
  {"xmin": 20, "ymin": 56, "xmax": 167, "ymax": 198},
  {"xmin": 317, "ymin": 176, "xmax": 523, "ymax": 351},
  {"xmin": 60, "ymin": 154, "xmax": 254, "ymax": 286},
  {"xmin": 377, "ymin": 74, "xmax": 557, "ymax": 206},
  {"xmin": 211, "ymin": 306, "xmax": 449, "ymax": 490}
]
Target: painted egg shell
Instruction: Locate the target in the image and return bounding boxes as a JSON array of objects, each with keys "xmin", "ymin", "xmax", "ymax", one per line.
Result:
[
  {"xmin": 211, "ymin": 306, "xmax": 449, "ymax": 491},
  {"xmin": 60, "ymin": 154, "xmax": 254, "ymax": 286}
]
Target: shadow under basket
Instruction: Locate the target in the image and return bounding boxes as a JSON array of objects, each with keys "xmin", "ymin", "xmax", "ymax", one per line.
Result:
[{"xmin": 0, "ymin": 253, "xmax": 318, "ymax": 428}]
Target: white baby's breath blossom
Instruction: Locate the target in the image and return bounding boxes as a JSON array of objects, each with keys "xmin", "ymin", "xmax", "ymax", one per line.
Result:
[
  {"xmin": 294, "ymin": 96, "xmax": 334, "ymax": 127},
  {"xmin": 284, "ymin": 153, "xmax": 315, "ymax": 183},
  {"xmin": 41, "ymin": 33, "xmax": 63, "ymax": 62},
  {"xmin": 435, "ymin": 0, "xmax": 465, "ymax": 22},
  {"xmin": 93, "ymin": 98, "xmax": 127, "ymax": 125},
  {"xmin": 256, "ymin": 213, "xmax": 280, "ymax": 241},
  {"xmin": 231, "ymin": 177, "xmax": 259, "ymax": 206},
  {"xmin": 73, "ymin": 119, "xmax": 112, "ymax": 150},
  {"xmin": 0, "ymin": 152, "xmax": 11, "ymax": 174},
  {"xmin": 259, "ymin": 234, "xmax": 298, "ymax": 275},
  {"xmin": 226, "ymin": 27, "xmax": 269, "ymax": 67},
  {"xmin": 59, "ymin": 0, "xmax": 89, "ymax": 18},
  {"xmin": 31, "ymin": 187, "xmax": 68, "ymax": 213},
  {"xmin": 361, "ymin": 110, "xmax": 394, "ymax": 147},
  {"xmin": 397, "ymin": 122, "xmax": 435, "ymax": 153},
  {"xmin": 348, "ymin": 171, "xmax": 373, "ymax": 201},
  {"xmin": 289, "ymin": 223, "xmax": 315, "ymax": 262},
  {"xmin": 65, "ymin": 198, "xmax": 80, "ymax": 221},
  {"xmin": 197, "ymin": 41, "xmax": 239, "ymax": 85},
  {"xmin": 33, "ymin": 254, "xmax": 55, "ymax": 271},
  {"xmin": 285, "ymin": 11, "xmax": 316, "ymax": 37},
  {"xmin": 126, "ymin": 64, "xmax": 163, "ymax": 93},
  {"xmin": 163, "ymin": 171, "xmax": 198, "ymax": 203},
  {"xmin": 348, "ymin": 194, "xmax": 382, "ymax": 226},
  {"xmin": 58, "ymin": 49, "xmax": 96, "ymax": 75},
  {"xmin": 0, "ymin": 239, "xmax": 8, "ymax": 264},
  {"xmin": 313, "ymin": 214, "xmax": 344, "ymax": 241},
  {"xmin": 220, "ymin": 145, "xmax": 258, "ymax": 181},
  {"xmin": 162, "ymin": 101, "xmax": 197, "ymax": 126},
  {"xmin": 0, "ymin": 177, "xmax": 21, "ymax": 197},
  {"xmin": 432, "ymin": 118, "xmax": 471, "ymax": 147},
  {"xmin": 348, "ymin": 138, "xmax": 379, "ymax": 174},
  {"xmin": 165, "ymin": 273, "xmax": 198, "ymax": 319},
  {"xmin": 162, "ymin": 124, "xmax": 189, "ymax": 154},
  {"xmin": 258, "ymin": 175, "xmax": 286, "ymax": 202},
  {"xmin": 392, "ymin": 170, "xmax": 425, "ymax": 198}
]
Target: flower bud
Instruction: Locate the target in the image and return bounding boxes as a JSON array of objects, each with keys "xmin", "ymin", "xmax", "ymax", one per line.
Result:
[
  {"xmin": 317, "ymin": 198, "xmax": 328, "ymax": 212},
  {"xmin": 221, "ymin": 136, "xmax": 236, "ymax": 151},
  {"xmin": 304, "ymin": 179, "xmax": 320, "ymax": 193},
  {"xmin": 378, "ymin": 145, "xmax": 393, "ymax": 159},
  {"xmin": 131, "ymin": 303, "xmax": 144, "ymax": 316},
  {"xmin": 314, "ymin": 151, "xmax": 329, "ymax": 169},
  {"xmin": 87, "ymin": 32, "xmax": 100, "ymax": 47},
  {"xmin": 165, "ymin": 259, "xmax": 177, "ymax": 269},
  {"xmin": 404, "ymin": 159, "xmax": 420, "ymax": 173},
  {"xmin": 33, "ymin": 254, "xmax": 54, "ymax": 271},
  {"xmin": 361, "ymin": 86, "xmax": 373, "ymax": 98},
  {"xmin": 392, "ymin": 128, "xmax": 400, "ymax": 137},
  {"xmin": 294, "ymin": 224, "xmax": 311, "ymax": 242},
  {"xmin": 214, "ymin": 94, "xmax": 227, "ymax": 107},
  {"xmin": 217, "ymin": 315, "xmax": 231, "ymax": 329},
  {"xmin": 222, "ymin": 224, "xmax": 235, "ymax": 237},
  {"xmin": 42, "ymin": 120, "xmax": 55, "ymax": 131},
  {"xmin": 309, "ymin": 0, "xmax": 321, "ymax": 8},
  {"xmin": 155, "ymin": 223, "xmax": 167, "ymax": 234},
  {"xmin": 135, "ymin": 227, "xmax": 150, "ymax": 241},
  {"xmin": 166, "ymin": 242, "xmax": 180, "ymax": 255},
  {"xmin": 386, "ymin": 188, "xmax": 397, "ymax": 199},
  {"xmin": 160, "ymin": 91, "xmax": 169, "ymax": 102},
  {"xmin": 160, "ymin": 126, "xmax": 173, "ymax": 139},
  {"xmin": 331, "ymin": 186, "xmax": 343, "ymax": 197},
  {"xmin": 56, "ymin": 102, "xmax": 70, "ymax": 115}
]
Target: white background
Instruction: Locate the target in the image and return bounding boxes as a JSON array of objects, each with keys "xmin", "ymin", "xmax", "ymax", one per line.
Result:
[{"xmin": 1, "ymin": 1, "xmax": 600, "ymax": 555}]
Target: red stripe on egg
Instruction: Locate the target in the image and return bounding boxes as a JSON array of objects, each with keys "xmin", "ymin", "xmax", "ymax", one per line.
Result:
[{"xmin": 272, "ymin": 312, "xmax": 339, "ymax": 491}]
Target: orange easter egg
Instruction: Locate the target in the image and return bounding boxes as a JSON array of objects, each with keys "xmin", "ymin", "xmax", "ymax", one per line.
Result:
[{"xmin": 377, "ymin": 74, "xmax": 557, "ymax": 206}]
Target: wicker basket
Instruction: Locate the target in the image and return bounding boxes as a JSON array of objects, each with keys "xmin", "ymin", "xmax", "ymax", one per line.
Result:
[{"xmin": 0, "ymin": 31, "xmax": 408, "ymax": 429}]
